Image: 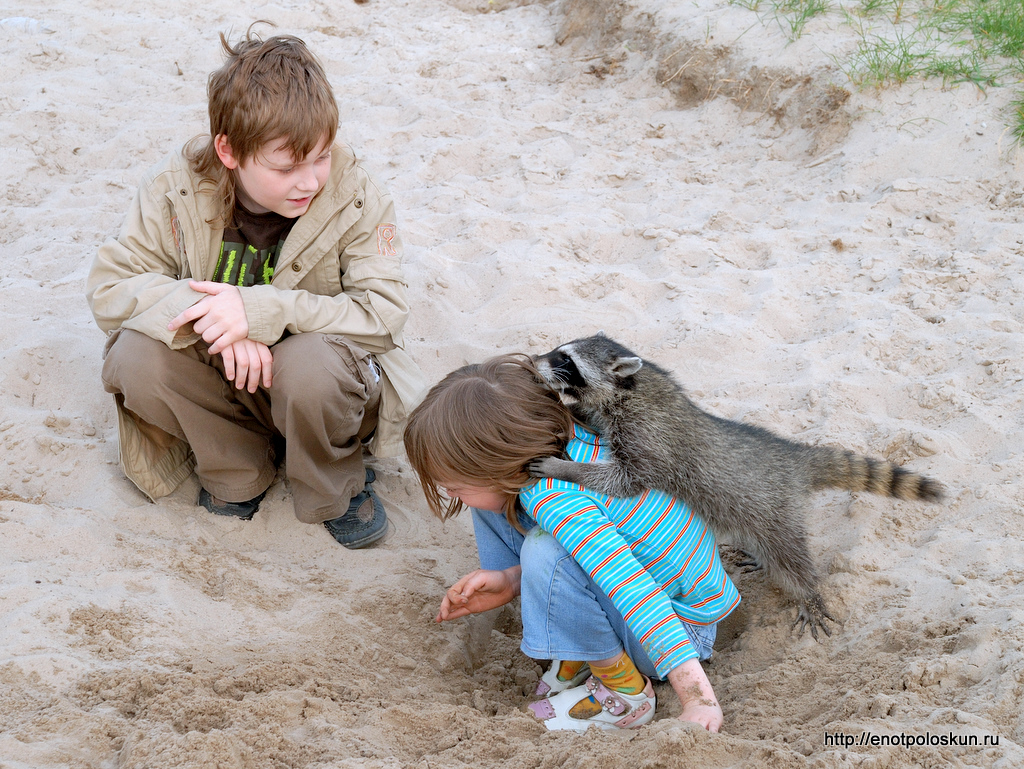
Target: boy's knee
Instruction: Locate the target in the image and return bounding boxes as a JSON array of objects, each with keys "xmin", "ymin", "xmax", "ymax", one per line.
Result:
[
  {"xmin": 273, "ymin": 333, "xmax": 380, "ymax": 405},
  {"xmin": 102, "ymin": 330, "xmax": 180, "ymax": 392},
  {"xmin": 104, "ymin": 328, "xmax": 157, "ymax": 363}
]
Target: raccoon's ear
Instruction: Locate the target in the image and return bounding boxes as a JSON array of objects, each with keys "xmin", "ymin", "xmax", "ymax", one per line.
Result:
[{"xmin": 610, "ymin": 356, "xmax": 643, "ymax": 378}]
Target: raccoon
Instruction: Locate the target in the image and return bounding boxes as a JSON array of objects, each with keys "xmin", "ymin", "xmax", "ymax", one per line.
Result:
[{"xmin": 531, "ymin": 333, "xmax": 944, "ymax": 639}]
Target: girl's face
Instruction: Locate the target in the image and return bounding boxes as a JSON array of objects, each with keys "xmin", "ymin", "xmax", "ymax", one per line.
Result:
[{"xmin": 440, "ymin": 482, "xmax": 507, "ymax": 513}]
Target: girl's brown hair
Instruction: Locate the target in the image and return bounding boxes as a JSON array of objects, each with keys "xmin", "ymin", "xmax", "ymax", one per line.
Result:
[
  {"xmin": 185, "ymin": 23, "xmax": 339, "ymax": 226},
  {"xmin": 404, "ymin": 354, "xmax": 574, "ymax": 530}
]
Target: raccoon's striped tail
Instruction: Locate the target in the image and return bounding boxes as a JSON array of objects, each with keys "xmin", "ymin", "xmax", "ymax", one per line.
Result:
[{"xmin": 808, "ymin": 446, "xmax": 944, "ymax": 502}]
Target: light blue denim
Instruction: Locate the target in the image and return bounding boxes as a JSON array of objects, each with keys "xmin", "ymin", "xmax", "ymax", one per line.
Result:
[{"xmin": 471, "ymin": 507, "xmax": 716, "ymax": 681}]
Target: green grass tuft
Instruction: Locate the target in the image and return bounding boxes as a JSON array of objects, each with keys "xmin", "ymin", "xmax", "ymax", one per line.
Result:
[
  {"xmin": 1010, "ymin": 90, "xmax": 1024, "ymax": 144},
  {"xmin": 729, "ymin": 0, "xmax": 1024, "ymax": 144},
  {"xmin": 774, "ymin": 0, "xmax": 831, "ymax": 40}
]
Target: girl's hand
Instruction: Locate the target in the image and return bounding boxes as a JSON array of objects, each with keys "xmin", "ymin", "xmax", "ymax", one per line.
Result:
[
  {"xmin": 678, "ymin": 699, "xmax": 724, "ymax": 732},
  {"xmin": 667, "ymin": 657, "xmax": 723, "ymax": 733},
  {"xmin": 220, "ymin": 339, "xmax": 273, "ymax": 392},
  {"xmin": 168, "ymin": 281, "xmax": 249, "ymax": 354},
  {"xmin": 436, "ymin": 566, "xmax": 521, "ymax": 623}
]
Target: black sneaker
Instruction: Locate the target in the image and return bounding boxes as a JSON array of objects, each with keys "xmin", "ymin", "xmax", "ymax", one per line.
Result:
[
  {"xmin": 198, "ymin": 488, "xmax": 266, "ymax": 520},
  {"xmin": 323, "ymin": 469, "xmax": 388, "ymax": 549}
]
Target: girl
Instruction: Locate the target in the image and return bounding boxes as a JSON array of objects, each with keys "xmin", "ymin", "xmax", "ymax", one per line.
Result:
[{"xmin": 404, "ymin": 355, "xmax": 740, "ymax": 733}]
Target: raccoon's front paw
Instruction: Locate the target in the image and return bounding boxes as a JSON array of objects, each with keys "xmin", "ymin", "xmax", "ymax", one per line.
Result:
[{"xmin": 529, "ymin": 456, "xmax": 574, "ymax": 480}]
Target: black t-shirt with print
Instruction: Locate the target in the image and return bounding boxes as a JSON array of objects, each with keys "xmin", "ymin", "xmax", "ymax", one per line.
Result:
[{"xmin": 212, "ymin": 204, "xmax": 297, "ymax": 286}]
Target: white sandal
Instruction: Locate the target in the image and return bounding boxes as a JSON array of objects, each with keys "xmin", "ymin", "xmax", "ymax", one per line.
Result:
[
  {"xmin": 528, "ymin": 675, "xmax": 656, "ymax": 732},
  {"xmin": 534, "ymin": 661, "xmax": 592, "ymax": 697}
]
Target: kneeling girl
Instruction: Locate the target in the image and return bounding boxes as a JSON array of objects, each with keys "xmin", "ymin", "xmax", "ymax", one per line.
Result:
[{"xmin": 404, "ymin": 355, "xmax": 740, "ymax": 732}]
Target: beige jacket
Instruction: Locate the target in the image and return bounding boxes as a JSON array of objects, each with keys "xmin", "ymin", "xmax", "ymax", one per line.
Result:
[{"xmin": 87, "ymin": 144, "xmax": 425, "ymax": 500}]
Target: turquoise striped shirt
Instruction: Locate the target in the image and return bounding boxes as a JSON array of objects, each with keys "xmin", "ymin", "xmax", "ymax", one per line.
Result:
[{"xmin": 519, "ymin": 425, "xmax": 740, "ymax": 675}]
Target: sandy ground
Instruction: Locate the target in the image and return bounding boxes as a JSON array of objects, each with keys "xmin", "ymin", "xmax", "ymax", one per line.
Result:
[{"xmin": 2, "ymin": 0, "xmax": 1023, "ymax": 766}]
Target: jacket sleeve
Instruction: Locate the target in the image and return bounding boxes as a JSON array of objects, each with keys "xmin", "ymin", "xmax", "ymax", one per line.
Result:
[
  {"xmin": 239, "ymin": 182, "xmax": 410, "ymax": 355},
  {"xmin": 86, "ymin": 162, "xmax": 204, "ymax": 349}
]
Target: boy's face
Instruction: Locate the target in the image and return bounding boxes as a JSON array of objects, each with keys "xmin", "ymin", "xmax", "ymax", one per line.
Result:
[{"xmin": 215, "ymin": 134, "xmax": 332, "ymax": 218}]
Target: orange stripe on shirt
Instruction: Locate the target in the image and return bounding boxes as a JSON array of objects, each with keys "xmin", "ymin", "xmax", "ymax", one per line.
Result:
[
  {"xmin": 691, "ymin": 574, "xmax": 734, "ymax": 609},
  {"xmin": 617, "ymin": 490, "xmax": 651, "ymax": 528},
  {"xmin": 639, "ymin": 614, "xmax": 676, "ymax": 645},
  {"xmin": 550, "ymin": 504, "xmax": 600, "ymax": 539},
  {"xmin": 692, "ymin": 590, "xmax": 726, "ymax": 609},
  {"xmin": 570, "ymin": 521, "xmax": 614, "ymax": 558},
  {"xmin": 634, "ymin": 502, "xmax": 672, "ymax": 544},
  {"xmin": 680, "ymin": 560, "xmax": 715, "ymax": 598},
  {"xmin": 654, "ymin": 638, "xmax": 694, "ymax": 666},
  {"xmin": 674, "ymin": 526, "xmax": 707, "ymax": 578},
  {"xmin": 642, "ymin": 509, "xmax": 695, "ymax": 573},
  {"xmin": 590, "ymin": 544, "xmax": 632, "ymax": 577},
  {"xmin": 606, "ymin": 569, "xmax": 646, "ymax": 600},
  {"xmin": 536, "ymin": 492, "xmax": 561, "ymax": 508},
  {"xmin": 622, "ymin": 588, "xmax": 661, "ymax": 623}
]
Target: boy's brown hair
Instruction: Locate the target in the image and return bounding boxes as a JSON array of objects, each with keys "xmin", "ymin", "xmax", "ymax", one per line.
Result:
[
  {"xmin": 186, "ymin": 23, "xmax": 339, "ymax": 224},
  {"xmin": 404, "ymin": 355, "xmax": 574, "ymax": 530}
]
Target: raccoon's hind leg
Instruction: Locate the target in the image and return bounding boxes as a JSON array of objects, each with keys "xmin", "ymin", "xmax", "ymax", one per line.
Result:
[
  {"xmin": 744, "ymin": 513, "xmax": 836, "ymax": 641},
  {"xmin": 794, "ymin": 594, "xmax": 836, "ymax": 640},
  {"xmin": 529, "ymin": 457, "xmax": 645, "ymax": 498}
]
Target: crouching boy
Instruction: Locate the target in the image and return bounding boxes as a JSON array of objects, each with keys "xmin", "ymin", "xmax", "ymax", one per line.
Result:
[{"xmin": 87, "ymin": 26, "xmax": 424, "ymax": 548}]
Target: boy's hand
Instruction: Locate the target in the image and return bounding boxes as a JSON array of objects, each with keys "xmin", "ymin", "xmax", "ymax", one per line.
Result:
[
  {"xmin": 169, "ymin": 281, "xmax": 249, "ymax": 354},
  {"xmin": 221, "ymin": 339, "xmax": 273, "ymax": 393},
  {"xmin": 436, "ymin": 567, "xmax": 521, "ymax": 623}
]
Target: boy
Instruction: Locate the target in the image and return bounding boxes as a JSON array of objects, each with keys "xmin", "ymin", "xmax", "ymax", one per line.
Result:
[{"xmin": 87, "ymin": 27, "xmax": 424, "ymax": 548}]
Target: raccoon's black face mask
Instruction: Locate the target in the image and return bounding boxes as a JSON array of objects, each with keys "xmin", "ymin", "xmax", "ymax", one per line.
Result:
[{"xmin": 535, "ymin": 349, "xmax": 588, "ymax": 403}]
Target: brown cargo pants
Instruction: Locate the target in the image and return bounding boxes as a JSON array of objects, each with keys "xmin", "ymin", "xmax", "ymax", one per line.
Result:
[{"xmin": 102, "ymin": 329, "xmax": 381, "ymax": 524}]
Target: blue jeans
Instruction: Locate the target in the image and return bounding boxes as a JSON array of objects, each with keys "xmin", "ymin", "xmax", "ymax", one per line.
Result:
[{"xmin": 471, "ymin": 508, "xmax": 716, "ymax": 681}]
